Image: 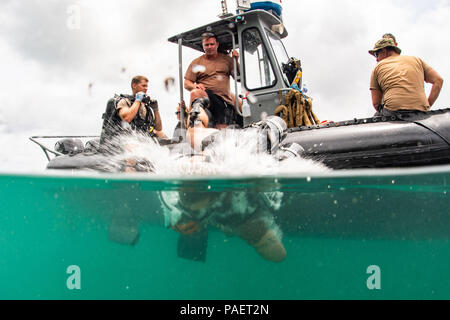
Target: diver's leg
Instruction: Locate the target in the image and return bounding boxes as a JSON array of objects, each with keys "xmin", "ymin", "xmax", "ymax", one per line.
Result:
[
  {"xmin": 108, "ymin": 206, "xmax": 140, "ymax": 246},
  {"xmin": 252, "ymin": 229, "xmax": 286, "ymax": 263},
  {"xmin": 236, "ymin": 218, "xmax": 286, "ymax": 263}
]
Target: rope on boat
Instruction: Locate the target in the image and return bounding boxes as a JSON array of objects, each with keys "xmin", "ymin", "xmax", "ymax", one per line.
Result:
[{"xmin": 274, "ymin": 89, "xmax": 320, "ymax": 128}]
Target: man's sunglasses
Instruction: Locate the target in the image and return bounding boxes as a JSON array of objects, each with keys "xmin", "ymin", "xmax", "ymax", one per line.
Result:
[{"xmin": 374, "ymin": 49, "xmax": 383, "ymax": 58}]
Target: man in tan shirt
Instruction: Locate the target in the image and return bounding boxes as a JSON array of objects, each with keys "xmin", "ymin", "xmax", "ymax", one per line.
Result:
[
  {"xmin": 369, "ymin": 38, "xmax": 443, "ymax": 115},
  {"xmin": 185, "ymin": 33, "xmax": 242, "ymax": 129}
]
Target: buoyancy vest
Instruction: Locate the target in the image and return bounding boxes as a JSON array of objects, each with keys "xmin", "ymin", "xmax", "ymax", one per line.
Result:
[{"xmin": 100, "ymin": 94, "xmax": 157, "ymax": 145}]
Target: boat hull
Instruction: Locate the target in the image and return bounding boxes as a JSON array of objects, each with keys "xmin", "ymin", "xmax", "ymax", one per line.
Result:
[
  {"xmin": 46, "ymin": 109, "xmax": 450, "ymax": 171},
  {"xmin": 280, "ymin": 109, "xmax": 450, "ymax": 169}
]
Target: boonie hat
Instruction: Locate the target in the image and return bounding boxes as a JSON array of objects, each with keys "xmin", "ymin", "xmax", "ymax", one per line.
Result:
[{"xmin": 369, "ymin": 38, "xmax": 402, "ymax": 56}]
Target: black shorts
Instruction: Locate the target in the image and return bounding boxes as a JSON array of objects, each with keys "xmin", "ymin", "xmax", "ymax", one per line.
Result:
[{"xmin": 205, "ymin": 90, "xmax": 243, "ymax": 127}]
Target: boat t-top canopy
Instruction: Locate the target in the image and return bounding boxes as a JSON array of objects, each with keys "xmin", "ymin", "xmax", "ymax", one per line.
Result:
[{"xmin": 167, "ymin": 10, "xmax": 288, "ymax": 53}]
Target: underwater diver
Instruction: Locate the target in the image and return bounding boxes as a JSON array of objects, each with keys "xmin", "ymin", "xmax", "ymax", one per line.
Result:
[
  {"xmin": 164, "ymin": 188, "xmax": 286, "ymax": 263},
  {"xmin": 162, "ymin": 100, "xmax": 297, "ymax": 263}
]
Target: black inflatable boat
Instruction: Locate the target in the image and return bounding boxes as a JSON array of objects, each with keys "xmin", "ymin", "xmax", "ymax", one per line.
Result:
[
  {"xmin": 31, "ymin": 108, "xmax": 450, "ymax": 171},
  {"xmin": 281, "ymin": 108, "xmax": 450, "ymax": 169}
]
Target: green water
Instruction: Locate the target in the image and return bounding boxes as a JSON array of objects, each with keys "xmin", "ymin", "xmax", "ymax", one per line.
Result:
[{"xmin": 0, "ymin": 167, "xmax": 449, "ymax": 299}]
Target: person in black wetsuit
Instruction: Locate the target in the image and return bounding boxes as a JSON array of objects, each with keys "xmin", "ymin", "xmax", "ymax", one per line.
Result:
[
  {"xmin": 115, "ymin": 75, "xmax": 167, "ymax": 139},
  {"xmin": 169, "ymin": 189, "xmax": 287, "ymax": 263}
]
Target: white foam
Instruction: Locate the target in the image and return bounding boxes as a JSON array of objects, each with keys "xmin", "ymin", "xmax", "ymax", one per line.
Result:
[{"xmin": 97, "ymin": 128, "xmax": 329, "ymax": 177}]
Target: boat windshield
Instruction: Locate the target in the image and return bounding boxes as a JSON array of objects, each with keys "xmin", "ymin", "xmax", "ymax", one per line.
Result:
[
  {"xmin": 242, "ymin": 27, "xmax": 277, "ymax": 90},
  {"xmin": 265, "ymin": 28, "xmax": 290, "ymax": 86}
]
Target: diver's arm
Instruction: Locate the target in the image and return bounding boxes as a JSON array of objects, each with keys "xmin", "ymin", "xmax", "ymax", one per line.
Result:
[
  {"xmin": 371, "ymin": 89, "xmax": 383, "ymax": 111},
  {"xmin": 172, "ymin": 220, "xmax": 201, "ymax": 235},
  {"xmin": 118, "ymin": 99, "xmax": 141, "ymax": 123}
]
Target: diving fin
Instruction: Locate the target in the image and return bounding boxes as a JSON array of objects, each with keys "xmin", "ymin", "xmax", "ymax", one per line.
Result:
[
  {"xmin": 108, "ymin": 217, "xmax": 140, "ymax": 246},
  {"xmin": 177, "ymin": 227, "xmax": 208, "ymax": 262}
]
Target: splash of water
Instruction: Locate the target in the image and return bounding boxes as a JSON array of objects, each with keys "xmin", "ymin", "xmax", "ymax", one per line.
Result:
[
  {"xmin": 97, "ymin": 128, "xmax": 328, "ymax": 177},
  {"xmin": 94, "ymin": 129, "xmax": 329, "ymax": 243}
]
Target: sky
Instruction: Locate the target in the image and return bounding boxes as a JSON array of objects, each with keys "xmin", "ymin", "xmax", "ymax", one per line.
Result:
[{"xmin": 1, "ymin": 0, "xmax": 449, "ymax": 172}]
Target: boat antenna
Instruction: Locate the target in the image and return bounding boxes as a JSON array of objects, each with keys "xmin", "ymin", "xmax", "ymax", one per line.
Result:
[{"xmin": 218, "ymin": 0, "xmax": 233, "ymax": 18}]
